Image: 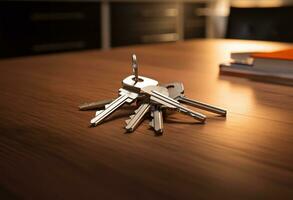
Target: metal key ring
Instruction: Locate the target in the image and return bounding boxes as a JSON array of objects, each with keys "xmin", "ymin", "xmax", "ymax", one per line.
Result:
[{"xmin": 132, "ymin": 54, "xmax": 139, "ymax": 82}]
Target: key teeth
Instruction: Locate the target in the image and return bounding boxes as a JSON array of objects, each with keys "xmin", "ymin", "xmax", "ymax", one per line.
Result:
[
  {"xmin": 129, "ymin": 114, "xmax": 135, "ymax": 119},
  {"xmin": 134, "ymin": 109, "xmax": 139, "ymax": 114},
  {"xmin": 150, "ymin": 111, "xmax": 154, "ymax": 117},
  {"xmin": 95, "ymin": 110, "xmax": 103, "ymax": 116},
  {"xmin": 125, "ymin": 119, "xmax": 131, "ymax": 124},
  {"xmin": 133, "ymin": 104, "xmax": 144, "ymax": 114},
  {"xmin": 149, "ymin": 119, "xmax": 154, "ymax": 128}
]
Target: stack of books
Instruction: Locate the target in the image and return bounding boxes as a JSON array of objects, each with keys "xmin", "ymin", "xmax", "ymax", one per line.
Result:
[{"xmin": 220, "ymin": 48, "xmax": 293, "ymax": 86}]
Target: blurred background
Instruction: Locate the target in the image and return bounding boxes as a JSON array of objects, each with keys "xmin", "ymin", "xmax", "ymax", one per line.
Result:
[{"xmin": 0, "ymin": 0, "xmax": 292, "ymax": 58}]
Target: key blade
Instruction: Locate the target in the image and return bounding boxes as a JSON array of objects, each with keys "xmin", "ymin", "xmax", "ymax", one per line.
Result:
[
  {"xmin": 150, "ymin": 90, "xmax": 206, "ymax": 123},
  {"xmin": 153, "ymin": 109, "xmax": 163, "ymax": 134},
  {"xmin": 150, "ymin": 96, "xmax": 176, "ymax": 109},
  {"xmin": 91, "ymin": 94, "xmax": 132, "ymax": 126},
  {"xmin": 147, "ymin": 89, "xmax": 180, "ymax": 108},
  {"xmin": 119, "ymin": 88, "xmax": 138, "ymax": 99},
  {"xmin": 125, "ymin": 103, "xmax": 150, "ymax": 132},
  {"xmin": 78, "ymin": 99, "xmax": 113, "ymax": 111},
  {"xmin": 149, "ymin": 119, "xmax": 154, "ymax": 128},
  {"xmin": 179, "ymin": 96, "xmax": 227, "ymax": 116},
  {"xmin": 142, "ymin": 85, "xmax": 175, "ymax": 108}
]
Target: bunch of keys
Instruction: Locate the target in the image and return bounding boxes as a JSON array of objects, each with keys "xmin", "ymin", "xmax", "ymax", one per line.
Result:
[{"xmin": 79, "ymin": 54, "xmax": 227, "ymax": 135}]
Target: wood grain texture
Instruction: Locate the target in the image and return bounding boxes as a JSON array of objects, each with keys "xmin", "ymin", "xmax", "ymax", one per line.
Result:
[{"xmin": 0, "ymin": 39, "xmax": 293, "ymax": 200}]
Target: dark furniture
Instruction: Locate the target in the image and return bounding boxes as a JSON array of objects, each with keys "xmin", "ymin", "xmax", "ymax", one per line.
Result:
[
  {"xmin": 184, "ymin": 2, "xmax": 207, "ymax": 39},
  {"xmin": 0, "ymin": 1, "xmax": 210, "ymax": 57},
  {"xmin": 226, "ymin": 6, "xmax": 293, "ymax": 42},
  {"xmin": 111, "ymin": 2, "xmax": 208, "ymax": 47},
  {"xmin": 111, "ymin": 2, "xmax": 179, "ymax": 47},
  {"xmin": 0, "ymin": 39, "xmax": 293, "ymax": 199},
  {"xmin": 0, "ymin": 1, "xmax": 101, "ymax": 58}
]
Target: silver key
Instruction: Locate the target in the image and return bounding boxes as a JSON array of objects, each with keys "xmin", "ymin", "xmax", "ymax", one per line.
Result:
[
  {"xmin": 150, "ymin": 105, "xmax": 164, "ymax": 134},
  {"xmin": 162, "ymin": 82, "xmax": 227, "ymax": 116},
  {"xmin": 93, "ymin": 95, "xmax": 149, "ymax": 116},
  {"xmin": 125, "ymin": 102, "xmax": 151, "ymax": 132},
  {"xmin": 90, "ymin": 89, "xmax": 138, "ymax": 126},
  {"xmin": 79, "ymin": 99, "xmax": 113, "ymax": 111},
  {"xmin": 124, "ymin": 85, "xmax": 169, "ymax": 132},
  {"xmin": 148, "ymin": 86, "xmax": 167, "ymax": 134},
  {"xmin": 142, "ymin": 86, "xmax": 206, "ymax": 123}
]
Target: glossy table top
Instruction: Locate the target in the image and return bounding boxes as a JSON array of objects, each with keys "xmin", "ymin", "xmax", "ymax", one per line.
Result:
[{"xmin": 0, "ymin": 39, "xmax": 292, "ymax": 199}]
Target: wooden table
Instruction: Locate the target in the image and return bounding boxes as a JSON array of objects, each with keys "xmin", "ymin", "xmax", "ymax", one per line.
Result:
[{"xmin": 0, "ymin": 39, "xmax": 293, "ymax": 199}]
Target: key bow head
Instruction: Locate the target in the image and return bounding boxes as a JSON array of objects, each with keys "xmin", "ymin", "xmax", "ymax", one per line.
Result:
[
  {"xmin": 141, "ymin": 85, "xmax": 169, "ymax": 97},
  {"xmin": 161, "ymin": 82, "xmax": 184, "ymax": 99},
  {"xmin": 122, "ymin": 75, "xmax": 158, "ymax": 93}
]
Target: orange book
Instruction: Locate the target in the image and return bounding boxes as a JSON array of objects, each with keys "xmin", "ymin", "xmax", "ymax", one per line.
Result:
[
  {"xmin": 251, "ymin": 48, "xmax": 293, "ymax": 74},
  {"xmin": 252, "ymin": 48, "xmax": 293, "ymax": 61},
  {"xmin": 220, "ymin": 48, "xmax": 293, "ymax": 86}
]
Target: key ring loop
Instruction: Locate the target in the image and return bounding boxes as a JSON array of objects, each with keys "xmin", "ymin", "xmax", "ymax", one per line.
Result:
[{"xmin": 132, "ymin": 54, "xmax": 139, "ymax": 82}]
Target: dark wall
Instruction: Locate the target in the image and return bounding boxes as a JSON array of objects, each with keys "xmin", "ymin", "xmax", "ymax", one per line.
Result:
[
  {"xmin": 0, "ymin": 1, "xmax": 101, "ymax": 58},
  {"xmin": 226, "ymin": 6, "xmax": 293, "ymax": 43}
]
